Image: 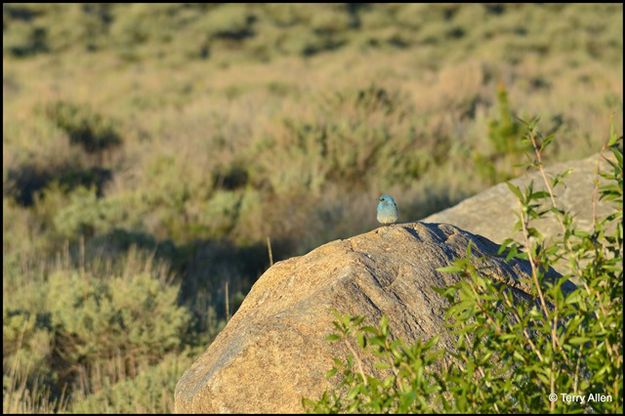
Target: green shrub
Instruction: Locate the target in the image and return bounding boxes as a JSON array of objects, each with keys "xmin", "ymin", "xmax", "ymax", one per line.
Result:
[
  {"xmin": 3, "ymin": 307, "xmax": 53, "ymax": 378},
  {"xmin": 2, "ymin": 248, "xmax": 199, "ymax": 413},
  {"xmin": 488, "ymin": 83, "xmax": 523, "ymax": 154},
  {"xmin": 69, "ymin": 353, "xmax": 191, "ymax": 413},
  {"xmin": 204, "ymin": 4, "xmax": 256, "ymax": 41},
  {"xmin": 474, "ymin": 83, "xmax": 529, "ymax": 184},
  {"xmin": 249, "ymin": 84, "xmax": 440, "ymax": 195},
  {"xmin": 201, "ymin": 190, "xmax": 243, "ymax": 237},
  {"xmin": 46, "ymin": 101, "xmax": 122, "ymax": 155},
  {"xmin": 302, "ymin": 312, "xmax": 443, "ymax": 413},
  {"xmin": 7, "ymin": 25, "xmax": 48, "ymax": 57},
  {"xmin": 47, "ymin": 271, "xmax": 190, "ymax": 366},
  {"xmin": 52, "ymin": 186, "xmax": 106, "ymax": 238}
]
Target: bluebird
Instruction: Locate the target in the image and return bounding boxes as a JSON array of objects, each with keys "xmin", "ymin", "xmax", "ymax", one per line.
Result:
[{"xmin": 377, "ymin": 194, "xmax": 399, "ymax": 225}]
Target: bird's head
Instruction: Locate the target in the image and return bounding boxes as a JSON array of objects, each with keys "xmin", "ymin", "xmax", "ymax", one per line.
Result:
[{"xmin": 378, "ymin": 194, "xmax": 395, "ymax": 204}]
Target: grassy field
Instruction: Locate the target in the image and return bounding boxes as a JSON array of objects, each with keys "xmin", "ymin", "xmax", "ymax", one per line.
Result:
[{"xmin": 3, "ymin": 3, "xmax": 623, "ymax": 413}]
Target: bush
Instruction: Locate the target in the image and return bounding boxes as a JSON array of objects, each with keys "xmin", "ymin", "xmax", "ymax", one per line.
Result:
[
  {"xmin": 47, "ymin": 271, "xmax": 190, "ymax": 366},
  {"xmin": 204, "ymin": 4, "xmax": 257, "ymax": 41},
  {"xmin": 7, "ymin": 26, "xmax": 49, "ymax": 57},
  {"xmin": 249, "ymin": 84, "xmax": 438, "ymax": 195},
  {"xmin": 3, "ymin": 306, "xmax": 53, "ymax": 378},
  {"xmin": 304, "ymin": 123, "xmax": 623, "ymax": 413},
  {"xmin": 474, "ymin": 82, "xmax": 527, "ymax": 184},
  {"xmin": 2, "ymin": 251, "xmax": 195, "ymax": 413},
  {"xmin": 46, "ymin": 101, "xmax": 122, "ymax": 156},
  {"xmin": 69, "ymin": 353, "xmax": 192, "ymax": 413},
  {"xmin": 487, "ymin": 82, "xmax": 523, "ymax": 154}
]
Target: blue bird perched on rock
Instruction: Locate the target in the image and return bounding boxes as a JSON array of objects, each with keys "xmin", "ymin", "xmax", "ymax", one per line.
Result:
[{"xmin": 377, "ymin": 194, "xmax": 399, "ymax": 225}]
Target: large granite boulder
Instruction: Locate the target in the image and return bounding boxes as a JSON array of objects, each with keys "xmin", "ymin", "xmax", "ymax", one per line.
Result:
[
  {"xmin": 174, "ymin": 222, "xmax": 572, "ymax": 413},
  {"xmin": 424, "ymin": 154, "xmax": 612, "ymax": 244}
]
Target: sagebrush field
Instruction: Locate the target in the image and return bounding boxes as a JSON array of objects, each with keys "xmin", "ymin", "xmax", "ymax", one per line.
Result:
[{"xmin": 3, "ymin": 3, "xmax": 623, "ymax": 412}]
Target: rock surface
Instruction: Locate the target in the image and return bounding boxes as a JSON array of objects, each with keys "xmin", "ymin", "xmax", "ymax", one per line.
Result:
[
  {"xmin": 174, "ymin": 222, "xmax": 570, "ymax": 413},
  {"xmin": 424, "ymin": 153, "xmax": 612, "ymax": 244}
]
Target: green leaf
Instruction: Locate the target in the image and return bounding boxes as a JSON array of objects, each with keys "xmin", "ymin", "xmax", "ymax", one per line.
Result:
[
  {"xmin": 357, "ymin": 333, "xmax": 367, "ymax": 348},
  {"xmin": 531, "ymin": 191, "xmax": 550, "ymax": 200},
  {"xmin": 568, "ymin": 336, "xmax": 590, "ymax": 345},
  {"xmin": 326, "ymin": 333, "xmax": 341, "ymax": 342},
  {"xmin": 505, "ymin": 182, "xmax": 523, "ymax": 201},
  {"xmin": 541, "ymin": 133, "xmax": 555, "ymax": 150},
  {"xmin": 437, "ymin": 264, "xmax": 463, "ymax": 273}
]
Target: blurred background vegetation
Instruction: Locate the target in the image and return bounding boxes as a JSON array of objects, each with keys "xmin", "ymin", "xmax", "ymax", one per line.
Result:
[{"xmin": 2, "ymin": 3, "xmax": 623, "ymax": 413}]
